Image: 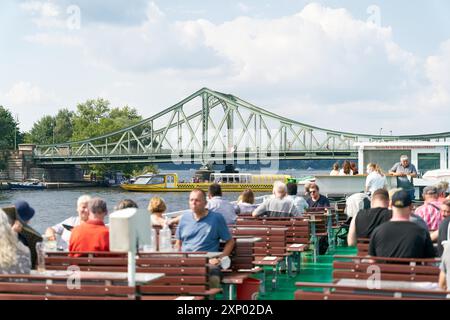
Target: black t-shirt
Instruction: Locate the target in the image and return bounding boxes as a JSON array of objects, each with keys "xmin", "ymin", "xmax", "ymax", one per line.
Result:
[
  {"xmin": 307, "ymin": 195, "xmax": 330, "ymax": 209},
  {"xmin": 437, "ymin": 216, "xmax": 450, "ymax": 256},
  {"xmin": 369, "ymin": 221, "xmax": 436, "ymax": 258},
  {"xmin": 355, "ymin": 208, "xmax": 392, "ymax": 239}
]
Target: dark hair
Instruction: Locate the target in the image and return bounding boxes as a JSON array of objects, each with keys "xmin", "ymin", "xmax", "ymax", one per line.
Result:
[
  {"xmin": 241, "ymin": 189, "xmax": 255, "ymax": 204},
  {"xmin": 342, "ymin": 160, "xmax": 351, "ymax": 175},
  {"xmin": 208, "ymin": 183, "xmax": 222, "ymax": 197},
  {"xmin": 371, "ymin": 189, "xmax": 389, "ymax": 202},
  {"xmin": 88, "ymin": 197, "xmax": 108, "ymax": 215},
  {"xmin": 332, "ymin": 163, "xmax": 339, "ymax": 170},
  {"xmin": 115, "ymin": 199, "xmax": 138, "ymax": 210},
  {"xmin": 191, "ymin": 188, "xmax": 207, "ymax": 201},
  {"xmin": 287, "ymin": 182, "xmax": 298, "ymax": 196}
]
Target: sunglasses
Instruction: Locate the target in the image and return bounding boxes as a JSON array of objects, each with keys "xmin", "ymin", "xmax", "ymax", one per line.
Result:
[{"xmin": 309, "ymin": 190, "xmax": 317, "ymax": 194}]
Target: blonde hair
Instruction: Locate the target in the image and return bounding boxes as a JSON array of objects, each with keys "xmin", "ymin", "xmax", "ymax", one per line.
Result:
[
  {"xmin": 148, "ymin": 197, "xmax": 167, "ymax": 214},
  {"xmin": 0, "ymin": 210, "xmax": 19, "ymax": 269},
  {"xmin": 367, "ymin": 163, "xmax": 385, "ymax": 176}
]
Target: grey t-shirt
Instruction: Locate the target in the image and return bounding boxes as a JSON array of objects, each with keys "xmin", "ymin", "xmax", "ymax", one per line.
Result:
[
  {"xmin": 253, "ymin": 197, "xmax": 299, "ymax": 217},
  {"xmin": 390, "ymin": 162, "xmax": 417, "ymax": 189}
]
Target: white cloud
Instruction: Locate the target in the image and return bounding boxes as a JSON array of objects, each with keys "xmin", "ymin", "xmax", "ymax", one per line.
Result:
[
  {"xmin": 0, "ymin": 82, "xmax": 60, "ymax": 130},
  {"xmin": 20, "ymin": 1, "xmax": 60, "ymax": 17}
]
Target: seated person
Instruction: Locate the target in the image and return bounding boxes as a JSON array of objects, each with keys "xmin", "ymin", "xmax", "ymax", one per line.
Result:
[
  {"xmin": 175, "ymin": 189, "xmax": 235, "ymax": 288},
  {"xmin": 415, "ymin": 186, "xmax": 443, "ymax": 233},
  {"xmin": 45, "ymin": 195, "xmax": 91, "ymax": 250},
  {"xmin": 306, "ymin": 183, "xmax": 330, "ymax": 211},
  {"xmin": 369, "ymin": 190, "xmax": 435, "ymax": 258},
  {"xmin": 115, "ymin": 199, "xmax": 138, "ymax": 210},
  {"xmin": 439, "ymin": 242, "xmax": 450, "ymax": 290},
  {"xmin": 253, "ymin": 181, "xmax": 299, "ymax": 217},
  {"xmin": 69, "ymin": 197, "xmax": 109, "ymax": 257},
  {"xmin": 345, "ymin": 192, "xmax": 370, "ymax": 219},
  {"xmin": 147, "ymin": 196, "xmax": 179, "ymax": 227},
  {"xmin": 0, "ymin": 209, "xmax": 31, "ymax": 274},
  {"xmin": 347, "ymin": 189, "xmax": 392, "ymax": 246},
  {"xmin": 437, "ymin": 200, "xmax": 450, "ymax": 256},
  {"xmin": 207, "ymin": 183, "xmax": 237, "ymax": 225},
  {"xmin": 234, "ymin": 189, "xmax": 258, "ymax": 215},
  {"xmin": 285, "ymin": 182, "xmax": 308, "ymax": 216},
  {"xmin": 12, "ymin": 200, "xmax": 41, "ymax": 269}
]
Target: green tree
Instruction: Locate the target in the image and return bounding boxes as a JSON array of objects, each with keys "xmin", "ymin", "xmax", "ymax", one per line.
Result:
[
  {"xmin": 0, "ymin": 106, "xmax": 20, "ymax": 170},
  {"xmin": 27, "ymin": 115, "xmax": 56, "ymax": 145},
  {"xmin": 54, "ymin": 109, "xmax": 74, "ymax": 143},
  {"xmin": 72, "ymin": 99, "xmax": 142, "ymax": 141}
]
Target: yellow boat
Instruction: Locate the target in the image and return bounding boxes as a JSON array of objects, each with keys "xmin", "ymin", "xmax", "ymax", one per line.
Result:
[{"xmin": 120, "ymin": 172, "xmax": 291, "ymax": 192}]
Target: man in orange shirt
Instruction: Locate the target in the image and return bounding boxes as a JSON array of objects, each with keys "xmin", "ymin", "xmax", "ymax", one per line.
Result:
[{"xmin": 69, "ymin": 197, "xmax": 109, "ymax": 257}]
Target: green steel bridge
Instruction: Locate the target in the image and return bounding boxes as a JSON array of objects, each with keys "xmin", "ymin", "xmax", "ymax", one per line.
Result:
[{"xmin": 33, "ymin": 88, "xmax": 450, "ymax": 166}]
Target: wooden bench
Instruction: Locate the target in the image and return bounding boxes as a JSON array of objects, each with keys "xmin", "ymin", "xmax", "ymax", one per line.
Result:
[
  {"xmin": 0, "ymin": 273, "xmax": 135, "ymax": 300},
  {"xmin": 235, "ymin": 217, "xmax": 310, "ymax": 272},
  {"xmin": 356, "ymin": 238, "xmax": 370, "ymax": 256},
  {"xmin": 230, "ymin": 226, "xmax": 288, "ymax": 294},
  {"xmin": 44, "ymin": 251, "xmax": 219, "ymax": 300},
  {"xmin": 333, "ymin": 255, "xmax": 441, "ymax": 282},
  {"xmin": 294, "ymin": 282, "xmax": 450, "ymax": 300}
]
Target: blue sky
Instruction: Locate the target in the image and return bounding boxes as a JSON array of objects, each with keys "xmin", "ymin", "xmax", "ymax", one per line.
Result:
[{"xmin": 1, "ymin": 0, "xmax": 450, "ymax": 135}]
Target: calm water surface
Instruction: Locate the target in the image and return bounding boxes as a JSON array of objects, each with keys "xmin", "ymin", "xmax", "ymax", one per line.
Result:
[{"xmin": 0, "ymin": 169, "xmax": 325, "ymax": 234}]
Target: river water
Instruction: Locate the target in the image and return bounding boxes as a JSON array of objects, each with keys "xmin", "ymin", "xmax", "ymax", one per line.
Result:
[{"xmin": 0, "ymin": 169, "xmax": 326, "ymax": 234}]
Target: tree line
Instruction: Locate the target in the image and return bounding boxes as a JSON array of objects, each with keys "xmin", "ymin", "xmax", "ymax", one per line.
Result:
[{"xmin": 0, "ymin": 99, "xmax": 158, "ymax": 177}]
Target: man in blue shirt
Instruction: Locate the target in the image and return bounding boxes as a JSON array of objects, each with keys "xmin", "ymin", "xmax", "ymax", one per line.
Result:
[{"xmin": 175, "ymin": 189, "xmax": 235, "ymax": 287}]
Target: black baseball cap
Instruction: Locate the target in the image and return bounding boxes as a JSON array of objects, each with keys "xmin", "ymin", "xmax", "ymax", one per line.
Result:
[{"xmin": 391, "ymin": 190, "xmax": 412, "ymax": 208}]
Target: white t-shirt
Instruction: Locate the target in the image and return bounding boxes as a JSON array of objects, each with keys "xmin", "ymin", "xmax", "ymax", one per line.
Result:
[
  {"xmin": 365, "ymin": 172, "xmax": 386, "ymax": 194},
  {"xmin": 51, "ymin": 216, "xmax": 81, "ymax": 249}
]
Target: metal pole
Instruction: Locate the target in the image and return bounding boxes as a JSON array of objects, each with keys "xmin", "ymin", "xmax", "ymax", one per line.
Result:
[{"xmin": 128, "ymin": 250, "xmax": 136, "ymax": 287}]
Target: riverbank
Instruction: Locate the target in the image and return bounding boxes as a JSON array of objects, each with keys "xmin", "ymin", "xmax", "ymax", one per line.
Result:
[{"xmin": 0, "ymin": 181, "xmax": 108, "ymax": 190}]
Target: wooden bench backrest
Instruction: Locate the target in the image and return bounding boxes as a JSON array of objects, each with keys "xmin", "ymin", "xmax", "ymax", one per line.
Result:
[
  {"xmin": 45, "ymin": 252, "xmax": 212, "ymax": 296},
  {"xmin": 333, "ymin": 255, "xmax": 441, "ymax": 282},
  {"xmin": 356, "ymin": 238, "xmax": 370, "ymax": 256},
  {"xmin": 235, "ymin": 217, "xmax": 310, "ymax": 245},
  {"xmin": 230, "ymin": 226, "xmax": 288, "ymax": 257},
  {"xmin": 0, "ymin": 274, "xmax": 134, "ymax": 300}
]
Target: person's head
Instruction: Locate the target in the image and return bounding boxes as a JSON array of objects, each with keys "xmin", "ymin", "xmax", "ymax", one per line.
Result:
[
  {"xmin": 308, "ymin": 183, "xmax": 320, "ymax": 199},
  {"xmin": 87, "ymin": 197, "xmax": 108, "ymax": 221},
  {"xmin": 371, "ymin": 189, "xmax": 390, "ymax": 208},
  {"xmin": 273, "ymin": 181, "xmax": 287, "ymax": 199},
  {"xmin": 115, "ymin": 199, "xmax": 138, "ymax": 211},
  {"xmin": 0, "ymin": 209, "xmax": 20, "ymax": 269},
  {"xmin": 350, "ymin": 162, "xmax": 357, "ymax": 170},
  {"xmin": 13, "ymin": 200, "xmax": 35, "ymax": 224},
  {"xmin": 332, "ymin": 163, "xmax": 339, "ymax": 171},
  {"xmin": 400, "ymin": 155, "xmax": 409, "ymax": 167},
  {"xmin": 441, "ymin": 200, "xmax": 450, "ymax": 218},
  {"xmin": 189, "ymin": 189, "xmax": 207, "ymax": 214},
  {"xmin": 304, "ymin": 182, "xmax": 313, "ymax": 196},
  {"xmin": 208, "ymin": 183, "xmax": 222, "ymax": 198},
  {"xmin": 343, "ymin": 161, "xmax": 351, "ymax": 174},
  {"xmin": 148, "ymin": 197, "xmax": 167, "ymax": 216},
  {"xmin": 77, "ymin": 195, "xmax": 91, "ymax": 222},
  {"xmin": 367, "ymin": 163, "xmax": 376, "ymax": 174},
  {"xmin": 390, "ymin": 189, "xmax": 413, "ymax": 218},
  {"xmin": 240, "ymin": 189, "xmax": 255, "ymax": 204},
  {"xmin": 287, "ymin": 182, "xmax": 298, "ymax": 196},
  {"xmin": 388, "ymin": 187, "xmax": 403, "ymax": 208},
  {"xmin": 423, "ymin": 186, "xmax": 439, "ymax": 201},
  {"xmin": 436, "ymin": 181, "xmax": 449, "ymax": 197}
]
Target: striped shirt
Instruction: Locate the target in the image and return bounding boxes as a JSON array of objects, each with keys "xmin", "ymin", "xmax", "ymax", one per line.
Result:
[{"xmin": 414, "ymin": 201, "xmax": 443, "ymax": 231}]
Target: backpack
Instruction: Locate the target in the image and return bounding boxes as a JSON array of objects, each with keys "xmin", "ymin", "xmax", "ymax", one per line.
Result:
[{"xmin": 318, "ymin": 235, "xmax": 329, "ymax": 255}]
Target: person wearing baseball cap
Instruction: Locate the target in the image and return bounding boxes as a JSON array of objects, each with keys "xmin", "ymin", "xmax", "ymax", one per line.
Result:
[
  {"xmin": 369, "ymin": 189, "xmax": 436, "ymax": 258},
  {"xmin": 12, "ymin": 200, "xmax": 42, "ymax": 269}
]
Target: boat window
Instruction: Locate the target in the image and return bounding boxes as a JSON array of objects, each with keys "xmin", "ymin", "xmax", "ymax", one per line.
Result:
[
  {"xmin": 418, "ymin": 153, "xmax": 441, "ymax": 173},
  {"xmin": 166, "ymin": 175, "xmax": 175, "ymax": 184},
  {"xmin": 134, "ymin": 177, "xmax": 152, "ymax": 185},
  {"xmin": 147, "ymin": 175, "xmax": 165, "ymax": 185}
]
